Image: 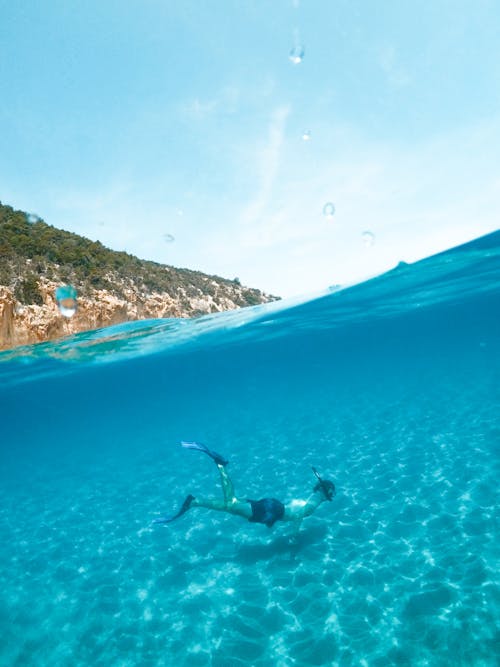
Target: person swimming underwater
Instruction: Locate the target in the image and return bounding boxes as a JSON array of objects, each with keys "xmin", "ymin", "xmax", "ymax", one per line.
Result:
[{"xmin": 153, "ymin": 441, "xmax": 335, "ymax": 528}]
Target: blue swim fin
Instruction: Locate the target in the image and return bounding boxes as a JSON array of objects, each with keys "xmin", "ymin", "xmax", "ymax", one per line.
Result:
[
  {"xmin": 153, "ymin": 494, "xmax": 195, "ymax": 524},
  {"xmin": 181, "ymin": 441, "xmax": 229, "ymax": 466}
]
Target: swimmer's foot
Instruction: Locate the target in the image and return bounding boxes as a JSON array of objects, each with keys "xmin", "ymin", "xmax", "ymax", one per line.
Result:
[
  {"xmin": 153, "ymin": 494, "xmax": 195, "ymax": 524},
  {"xmin": 181, "ymin": 441, "xmax": 229, "ymax": 466}
]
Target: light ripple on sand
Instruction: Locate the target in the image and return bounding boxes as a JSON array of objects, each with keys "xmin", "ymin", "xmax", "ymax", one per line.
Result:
[{"xmin": 1, "ymin": 359, "xmax": 499, "ymax": 666}]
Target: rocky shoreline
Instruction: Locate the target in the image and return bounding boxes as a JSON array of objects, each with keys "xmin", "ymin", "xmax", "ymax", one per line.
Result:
[
  {"xmin": 0, "ymin": 201, "xmax": 278, "ymax": 351},
  {"xmin": 0, "ymin": 278, "xmax": 275, "ymax": 350}
]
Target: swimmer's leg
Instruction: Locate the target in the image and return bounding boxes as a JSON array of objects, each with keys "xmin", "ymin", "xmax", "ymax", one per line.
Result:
[
  {"xmin": 154, "ymin": 494, "xmax": 230, "ymax": 524},
  {"xmin": 155, "ymin": 492, "xmax": 252, "ymax": 523},
  {"xmin": 216, "ymin": 463, "xmax": 236, "ymax": 506},
  {"xmin": 184, "ymin": 465, "xmax": 251, "ymax": 519},
  {"xmin": 211, "ymin": 463, "xmax": 252, "ymax": 519}
]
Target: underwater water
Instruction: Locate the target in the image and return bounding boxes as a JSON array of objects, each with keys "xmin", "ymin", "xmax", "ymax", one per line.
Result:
[{"xmin": 1, "ymin": 233, "xmax": 499, "ymax": 667}]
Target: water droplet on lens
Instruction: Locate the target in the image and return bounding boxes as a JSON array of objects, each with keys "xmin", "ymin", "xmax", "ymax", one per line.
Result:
[
  {"xmin": 26, "ymin": 213, "xmax": 39, "ymax": 224},
  {"xmin": 323, "ymin": 202, "xmax": 335, "ymax": 219},
  {"xmin": 163, "ymin": 233, "xmax": 175, "ymax": 243},
  {"xmin": 302, "ymin": 130, "xmax": 311, "ymax": 141},
  {"xmin": 55, "ymin": 285, "xmax": 78, "ymax": 318},
  {"xmin": 289, "ymin": 45, "xmax": 304, "ymax": 64},
  {"xmin": 362, "ymin": 231, "xmax": 375, "ymax": 247}
]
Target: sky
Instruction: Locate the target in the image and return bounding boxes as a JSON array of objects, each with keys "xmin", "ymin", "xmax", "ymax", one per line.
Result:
[{"xmin": 1, "ymin": 0, "xmax": 499, "ymax": 298}]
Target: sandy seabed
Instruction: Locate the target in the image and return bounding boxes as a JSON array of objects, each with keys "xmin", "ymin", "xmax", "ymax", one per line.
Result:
[{"xmin": 1, "ymin": 369, "xmax": 498, "ymax": 667}]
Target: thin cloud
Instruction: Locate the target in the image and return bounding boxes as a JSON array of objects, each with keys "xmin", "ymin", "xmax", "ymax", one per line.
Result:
[
  {"xmin": 181, "ymin": 86, "xmax": 241, "ymax": 120},
  {"xmin": 239, "ymin": 105, "xmax": 291, "ymax": 228},
  {"xmin": 379, "ymin": 45, "xmax": 411, "ymax": 87},
  {"xmin": 183, "ymin": 97, "xmax": 218, "ymax": 120}
]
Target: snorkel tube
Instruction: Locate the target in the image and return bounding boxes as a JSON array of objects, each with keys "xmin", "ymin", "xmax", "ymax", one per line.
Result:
[{"xmin": 311, "ymin": 466, "xmax": 335, "ymax": 501}]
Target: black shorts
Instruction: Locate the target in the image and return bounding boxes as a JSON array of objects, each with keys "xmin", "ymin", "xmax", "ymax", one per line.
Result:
[{"xmin": 247, "ymin": 498, "xmax": 285, "ymax": 528}]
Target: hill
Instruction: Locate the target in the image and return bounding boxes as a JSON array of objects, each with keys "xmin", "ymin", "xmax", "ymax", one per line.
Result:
[{"xmin": 0, "ymin": 202, "xmax": 279, "ymax": 349}]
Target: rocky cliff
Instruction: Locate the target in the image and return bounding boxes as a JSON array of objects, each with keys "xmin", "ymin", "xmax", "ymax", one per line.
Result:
[{"xmin": 0, "ymin": 202, "xmax": 279, "ymax": 350}]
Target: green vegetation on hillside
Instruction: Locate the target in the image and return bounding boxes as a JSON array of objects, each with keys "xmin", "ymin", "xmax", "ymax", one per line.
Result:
[{"xmin": 0, "ymin": 202, "xmax": 276, "ymax": 308}]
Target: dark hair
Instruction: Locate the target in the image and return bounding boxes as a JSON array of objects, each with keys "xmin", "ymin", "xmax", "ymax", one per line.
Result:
[
  {"xmin": 311, "ymin": 466, "xmax": 335, "ymax": 501},
  {"xmin": 313, "ymin": 479, "xmax": 335, "ymax": 501}
]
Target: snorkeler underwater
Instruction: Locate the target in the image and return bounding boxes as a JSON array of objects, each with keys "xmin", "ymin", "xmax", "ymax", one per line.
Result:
[{"xmin": 153, "ymin": 441, "xmax": 335, "ymax": 527}]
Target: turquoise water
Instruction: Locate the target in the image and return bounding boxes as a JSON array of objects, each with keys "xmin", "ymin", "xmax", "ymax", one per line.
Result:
[{"xmin": 1, "ymin": 233, "xmax": 499, "ymax": 666}]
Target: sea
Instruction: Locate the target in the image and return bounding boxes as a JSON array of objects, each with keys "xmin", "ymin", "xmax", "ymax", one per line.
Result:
[{"xmin": 1, "ymin": 232, "xmax": 499, "ymax": 667}]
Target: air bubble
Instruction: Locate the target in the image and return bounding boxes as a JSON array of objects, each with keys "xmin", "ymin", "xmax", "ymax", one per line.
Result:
[
  {"xmin": 323, "ymin": 202, "xmax": 335, "ymax": 219},
  {"xmin": 163, "ymin": 234, "xmax": 175, "ymax": 243},
  {"xmin": 55, "ymin": 285, "xmax": 78, "ymax": 318},
  {"xmin": 362, "ymin": 231, "xmax": 375, "ymax": 247},
  {"xmin": 289, "ymin": 45, "xmax": 304, "ymax": 64},
  {"xmin": 302, "ymin": 130, "xmax": 311, "ymax": 141}
]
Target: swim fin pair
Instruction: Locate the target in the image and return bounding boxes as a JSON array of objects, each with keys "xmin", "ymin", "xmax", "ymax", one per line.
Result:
[{"xmin": 153, "ymin": 442, "xmax": 228, "ymax": 525}]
